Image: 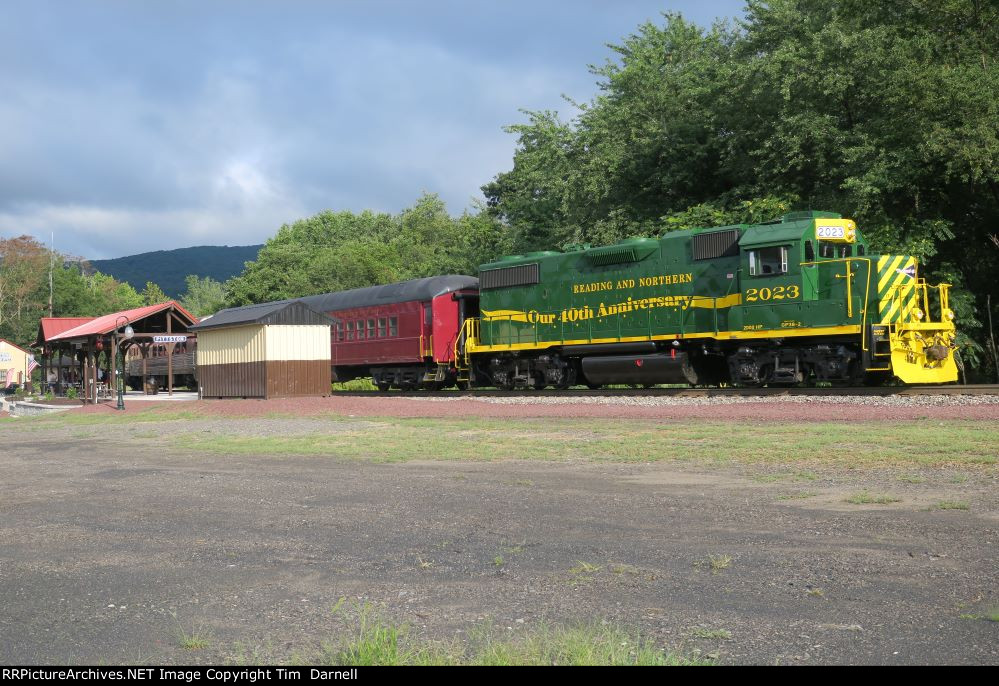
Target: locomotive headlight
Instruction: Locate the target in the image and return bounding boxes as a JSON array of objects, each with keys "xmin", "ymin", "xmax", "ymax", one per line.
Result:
[
  {"xmin": 913, "ymin": 308, "xmax": 924, "ymax": 320},
  {"xmin": 944, "ymin": 309, "xmax": 955, "ymax": 321}
]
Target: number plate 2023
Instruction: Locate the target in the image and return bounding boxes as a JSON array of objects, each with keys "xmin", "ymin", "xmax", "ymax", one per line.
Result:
[{"xmin": 745, "ymin": 285, "xmax": 800, "ymax": 302}]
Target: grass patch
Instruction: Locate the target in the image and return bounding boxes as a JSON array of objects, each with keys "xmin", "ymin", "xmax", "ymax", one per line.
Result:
[
  {"xmin": 318, "ymin": 613, "xmax": 707, "ymax": 666},
  {"xmin": 706, "ymin": 554, "xmax": 732, "ymax": 573},
  {"xmin": 899, "ymin": 474, "xmax": 926, "ymax": 484},
  {"xmin": 935, "ymin": 500, "xmax": 970, "ymax": 510},
  {"xmin": 159, "ymin": 417, "xmax": 999, "ymax": 469},
  {"xmin": 959, "ymin": 609, "xmax": 999, "ymax": 622},
  {"xmin": 1, "ymin": 407, "xmax": 203, "ymax": 428},
  {"xmin": 6, "ymin": 412, "xmax": 997, "ymax": 471},
  {"xmin": 845, "ymin": 491, "xmax": 902, "ymax": 505},
  {"xmin": 776, "ymin": 491, "xmax": 817, "ymax": 501},
  {"xmin": 172, "ymin": 617, "xmax": 211, "ymax": 651},
  {"xmin": 570, "ymin": 561, "xmax": 601, "ymax": 575},
  {"xmin": 180, "ymin": 633, "xmax": 211, "ymax": 651},
  {"xmin": 331, "ymin": 378, "xmax": 377, "ymax": 392}
]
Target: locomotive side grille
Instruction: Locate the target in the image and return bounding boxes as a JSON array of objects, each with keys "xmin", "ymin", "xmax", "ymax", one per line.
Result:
[
  {"xmin": 480, "ymin": 263, "xmax": 540, "ymax": 290},
  {"xmin": 585, "ymin": 247, "xmax": 641, "ymax": 266},
  {"xmin": 692, "ymin": 229, "xmax": 740, "ymax": 260}
]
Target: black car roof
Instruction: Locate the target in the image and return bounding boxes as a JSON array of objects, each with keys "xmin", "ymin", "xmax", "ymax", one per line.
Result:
[{"xmin": 297, "ymin": 275, "xmax": 478, "ymax": 312}]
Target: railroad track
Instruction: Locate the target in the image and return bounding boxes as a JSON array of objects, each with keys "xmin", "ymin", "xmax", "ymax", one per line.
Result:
[{"xmin": 333, "ymin": 384, "xmax": 999, "ymax": 398}]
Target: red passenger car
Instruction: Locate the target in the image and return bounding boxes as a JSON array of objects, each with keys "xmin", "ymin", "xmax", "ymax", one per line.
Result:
[{"xmin": 299, "ymin": 275, "xmax": 479, "ymax": 390}]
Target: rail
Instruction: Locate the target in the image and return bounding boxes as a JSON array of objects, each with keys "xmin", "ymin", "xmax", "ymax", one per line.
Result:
[{"xmin": 331, "ymin": 384, "xmax": 999, "ymax": 398}]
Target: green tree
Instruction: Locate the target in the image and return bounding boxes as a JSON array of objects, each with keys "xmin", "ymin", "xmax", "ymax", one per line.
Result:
[
  {"xmin": 180, "ymin": 275, "xmax": 228, "ymax": 318},
  {"xmin": 0, "ymin": 236, "xmax": 49, "ymax": 337},
  {"xmin": 140, "ymin": 281, "xmax": 168, "ymax": 306},
  {"xmin": 225, "ymin": 194, "xmax": 511, "ymax": 306}
]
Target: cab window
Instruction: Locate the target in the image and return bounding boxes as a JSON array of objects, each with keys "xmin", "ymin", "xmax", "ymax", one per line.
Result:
[
  {"xmin": 819, "ymin": 241, "xmax": 850, "ymax": 259},
  {"xmin": 748, "ymin": 246, "xmax": 788, "ymax": 276}
]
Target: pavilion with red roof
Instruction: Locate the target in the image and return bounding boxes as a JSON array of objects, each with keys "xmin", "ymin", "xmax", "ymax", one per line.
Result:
[{"xmin": 36, "ymin": 302, "xmax": 199, "ymax": 403}]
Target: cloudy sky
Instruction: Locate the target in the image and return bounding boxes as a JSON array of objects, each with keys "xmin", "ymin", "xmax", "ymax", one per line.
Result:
[{"xmin": 1, "ymin": 1, "xmax": 743, "ymax": 259}]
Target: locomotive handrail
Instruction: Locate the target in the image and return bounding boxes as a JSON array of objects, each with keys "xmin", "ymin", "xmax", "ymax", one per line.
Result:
[{"xmin": 800, "ymin": 257, "xmax": 872, "ymax": 350}]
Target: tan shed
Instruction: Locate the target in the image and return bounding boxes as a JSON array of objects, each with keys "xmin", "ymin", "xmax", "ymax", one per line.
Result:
[
  {"xmin": 189, "ymin": 300, "xmax": 333, "ymax": 399},
  {"xmin": 1, "ymin": 338, "xmax": 34, "ymax": 391}
]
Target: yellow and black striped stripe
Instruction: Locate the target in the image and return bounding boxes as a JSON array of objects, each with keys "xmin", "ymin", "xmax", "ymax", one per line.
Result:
[{"xmin": 876, "ymin": 255, "xmax": 918, "ymax": 324}]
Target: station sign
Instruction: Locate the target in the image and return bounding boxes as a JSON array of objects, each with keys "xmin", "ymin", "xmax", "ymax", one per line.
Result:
[{"xmin": 153, "ymin": 335, "xmax": 188, "ymax": 343}]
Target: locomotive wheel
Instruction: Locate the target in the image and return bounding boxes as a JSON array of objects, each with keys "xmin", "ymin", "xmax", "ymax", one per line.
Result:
[
  {"xmin": 585, "ymin": 382, "xmax": 602, "ymax": 390},
  {"xmin": 531, "ymin": 373, "xmax": 548, "ymax": 390},
  {"xmin": 555, "ymin": 368, "xmax": 577, "ymax": 390},
  {"xmin": 376, "ymin": 381, "xmax": 390, "ymax": 392}
]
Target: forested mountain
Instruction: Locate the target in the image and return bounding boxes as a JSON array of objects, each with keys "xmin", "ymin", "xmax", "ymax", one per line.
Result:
[{"xmin": 91, "ymin": 245, "xmax": 262, "ymax": 298}]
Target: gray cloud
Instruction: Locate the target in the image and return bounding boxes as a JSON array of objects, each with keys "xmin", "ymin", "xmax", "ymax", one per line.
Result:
[{"xmin": 0, "ymin": 0, "xmax": 743, "ymax": 259}]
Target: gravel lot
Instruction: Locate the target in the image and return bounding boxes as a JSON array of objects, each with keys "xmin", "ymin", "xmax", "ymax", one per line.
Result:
[{"xmin": 0, "ymin": 405, "xmax": 996, "ymax": 665}]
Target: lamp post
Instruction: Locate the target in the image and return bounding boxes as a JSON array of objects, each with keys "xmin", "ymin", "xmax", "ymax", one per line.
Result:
[{"xmin": 115, "ymin": 316, "xmax": 134, "ymax": 411}]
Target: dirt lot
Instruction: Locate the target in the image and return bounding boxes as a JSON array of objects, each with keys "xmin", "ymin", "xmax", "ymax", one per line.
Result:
[{"xmin": 0, "ymin": 403, "xmax": 996, "ymax": 665}]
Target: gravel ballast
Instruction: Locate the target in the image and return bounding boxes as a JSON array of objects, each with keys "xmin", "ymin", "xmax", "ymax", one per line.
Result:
[{"xmin": 62, "ymin": 392, "xmax": 999, "ymax": 421}]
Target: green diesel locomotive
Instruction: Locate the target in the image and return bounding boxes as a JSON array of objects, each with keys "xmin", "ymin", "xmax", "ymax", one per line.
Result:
[{"xmin": 459, "ymin": 211, "xmax": 958, "ymax": 388}]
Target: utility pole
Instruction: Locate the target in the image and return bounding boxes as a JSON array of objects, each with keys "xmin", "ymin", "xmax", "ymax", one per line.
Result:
[{"xmin": 49, "ymin": 231, "xmax": 54, "ymax": 317}]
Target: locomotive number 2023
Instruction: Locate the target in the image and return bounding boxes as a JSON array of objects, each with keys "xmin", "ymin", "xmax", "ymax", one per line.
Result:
[{"xmin": 744, "ymin": 285, "xmax": 800, "ymax": 302}]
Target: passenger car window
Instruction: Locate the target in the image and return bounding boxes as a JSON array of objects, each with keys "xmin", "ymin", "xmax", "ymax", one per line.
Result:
[
  {"xmin": 389, "ymin": 317, "xmax": 398, "ymax": 336},
  {"xmin": 377, "ymin": 318, "xmax": 386, "ymax": 337}
]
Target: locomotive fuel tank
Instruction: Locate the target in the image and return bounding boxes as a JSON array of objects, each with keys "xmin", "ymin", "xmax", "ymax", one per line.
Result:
[{"xmin": 581, "ymin": 352, "xmax": 698, "ymax": 386}]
